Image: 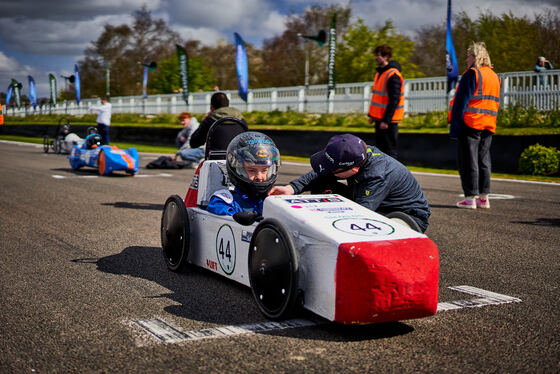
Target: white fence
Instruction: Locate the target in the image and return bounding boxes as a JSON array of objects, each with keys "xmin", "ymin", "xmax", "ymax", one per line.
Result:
[{"xmin": 6, "ymin": 69, "xmax": 559, "ymax": 117}]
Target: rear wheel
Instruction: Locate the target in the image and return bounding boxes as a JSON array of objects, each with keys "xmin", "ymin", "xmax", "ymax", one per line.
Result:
[
  {"xmin": 53, "ymin": 137, "xmax": 62, "ymax": 154},
  {"xmin": 386, "ymin": 211, "xmax": 422, "ymax": 233},
  {"xmin": 161, "ymin": 195, "xmax": 190, "ymax": 272},
  {"xmin": 248, "ymin": 218, "xmax": 299, "ymax": 320}
]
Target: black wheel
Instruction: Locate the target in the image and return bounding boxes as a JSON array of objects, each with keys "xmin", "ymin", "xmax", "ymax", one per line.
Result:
[
  {"xmin": 386, "ymin": 211, "xmax": 422, "ymax": 233},
  {"xmin": 53, "ymin": 137, "xmax": 62, "ymax": 154},
  {"xmin": 248, "ymin": 218, "xmax": 299, "ymax": 320},
  {"xmin": 43, "ymin": 136, "xmax": 50, "ymax": 153},
  {"xmin": 161, "ymin": 195, "xmax": 190, "ymax": 272}
]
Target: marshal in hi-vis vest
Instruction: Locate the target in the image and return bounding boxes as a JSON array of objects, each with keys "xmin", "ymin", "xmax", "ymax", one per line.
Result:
[
  {"xmin": 448, "ymin": 66, "xmax": 501, "ymax": 133},
  {"xmin": 368, "ymin": 68, "xmax": 405, "ymax": 123}
]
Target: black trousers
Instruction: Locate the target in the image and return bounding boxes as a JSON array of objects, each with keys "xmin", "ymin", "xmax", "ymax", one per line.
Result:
[
  {"xmin": 457, "ymin": 124, "xmax": 492, "ymax": 197},
  {"xmin": 375, "ymin": 121, "xmax": 399, "ymax": 159},
  {"xmin": 97, "ymin": 123, "xmax": 110, "ymax": 145}
]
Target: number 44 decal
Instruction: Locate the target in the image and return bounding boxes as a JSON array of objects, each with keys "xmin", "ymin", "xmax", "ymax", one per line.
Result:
[
  {"xmin": 333, "ymin": 218, "xmax": 395, "ymax": 236},
  {"xmin": 350, "ymin": 222, "xmax": 382, "ymax": 231},
  {"xmin": 216, "ymin": 224, "xmax": 236, "ymax": 275}
]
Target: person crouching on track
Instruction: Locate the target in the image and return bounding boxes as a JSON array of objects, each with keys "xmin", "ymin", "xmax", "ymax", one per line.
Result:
[
  {"xmin": 269, "ymin": 133, "xmax": 431, "ymax": 233},
  {"xmin": 206, "ymin": 131, "xmax": 280, "ymax": 216}
]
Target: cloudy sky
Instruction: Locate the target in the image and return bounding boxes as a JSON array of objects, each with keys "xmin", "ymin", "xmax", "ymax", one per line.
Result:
[{"xmin": 1, "ymin": 0, "xmax": 558, "ymax": 98}]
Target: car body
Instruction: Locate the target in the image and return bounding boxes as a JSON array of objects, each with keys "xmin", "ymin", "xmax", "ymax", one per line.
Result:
[
  {"xmin": 161, "ymin": 160, "xmax": 439, "ymax": 324},
  {"xmin": 68, "ymin": 141, "xmax": 139, "ymax": 175}
]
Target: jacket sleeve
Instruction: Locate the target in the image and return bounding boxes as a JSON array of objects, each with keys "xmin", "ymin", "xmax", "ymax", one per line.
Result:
[
  {"xmin": 189, "ymin": 116, "xmax": 212, "ymax": 148},
  {"xmin": 381, "ymin": 73, "xmax": 402, "ymax": 123},
  {"xmin": 289, "ymin": 170, "xmax": 319, "ymax": 194},
  {"xmin": 449, "ymin": 69, "xmax": 476, "ymax": 138}
]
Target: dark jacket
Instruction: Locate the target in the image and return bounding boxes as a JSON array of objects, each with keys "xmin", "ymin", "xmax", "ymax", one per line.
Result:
[
  {"xmin": 189, "ymin": 106, "xmax": 246, "ymax": 149},
  {"xmin": 449, "ymin": 69, "xmax": 477, "ymax": 139},
  {"xmin": 371, "ymin": 60, "xmax": 403, "ymax": 124},
  {"xmin": 289, "ymin": 146, "xmax": 431, "ymax": 232}
]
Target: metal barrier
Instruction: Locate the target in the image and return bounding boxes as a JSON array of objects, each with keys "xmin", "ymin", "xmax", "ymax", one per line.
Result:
[{"xmin": 7, "ymin": 69, "xmax": 559, "ymax": 117}]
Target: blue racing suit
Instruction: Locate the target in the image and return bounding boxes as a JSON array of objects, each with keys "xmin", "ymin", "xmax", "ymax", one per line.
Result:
[{"xmin": 206, "ymin": 187, "xmax": 264, "ymax": 216}]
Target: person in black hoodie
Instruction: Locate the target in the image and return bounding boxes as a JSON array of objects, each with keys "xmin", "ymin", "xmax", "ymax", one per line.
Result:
[{"xmin": 367, "ymin": 44, "xmax": 405, "ymax": 160}]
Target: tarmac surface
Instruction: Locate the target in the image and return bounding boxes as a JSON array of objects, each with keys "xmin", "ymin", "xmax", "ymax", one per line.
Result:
[{"xmin": 0, "ymin": 140, "xmax": 559, "ymax": 373}]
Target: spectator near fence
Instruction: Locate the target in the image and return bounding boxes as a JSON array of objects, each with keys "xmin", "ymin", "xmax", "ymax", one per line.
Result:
[{"xmin": 533, "ymin": 56, "xmax": 553, "ymax": 88}]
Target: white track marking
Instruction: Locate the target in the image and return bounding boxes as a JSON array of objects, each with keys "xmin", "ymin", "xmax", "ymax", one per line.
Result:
[
  {"xmin": 131, "ymin": 286, "xmax": 521, "ymax": 344},
  {"xmin": 134, "ymin": 318, "xmax": 320, "ymax": 343},
  {"xmin": 51, "ymin": 173, "xmax": 172, "ymax": 179},
  {"xmin": 437, "ymin": 285, "xmax": 521, "ymax": 312}
]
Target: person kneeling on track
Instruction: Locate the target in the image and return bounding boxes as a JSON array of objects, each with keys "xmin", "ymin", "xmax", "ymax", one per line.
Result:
[
  {"xmin": 206, "ymin": 131, "xmax": 280, "ymax": 217},
  {"xmin": 269, "ymin": 133, "xmax": 431, "ymax": 233}
]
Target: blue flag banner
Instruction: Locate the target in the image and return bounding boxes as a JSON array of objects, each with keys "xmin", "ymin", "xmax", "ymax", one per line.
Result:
[
  {"xmin": 143, "ymin": 58, "xmax": 148, "ymax": 98},
  {"xmin": 446, "ymin": 0, "xmax": 458, "ymax": 93},
  {"xmin": 74, "ymin": 64, "xmax": 81, "ymax": 104},
  {"xmin": 28, "ymin": 75, "xmax": 37, "ymax": 109},
  {"xmin": 234, "ymin": 32, "xmax": 248, "ymax": 102},
  {"xmin": 6, "ymin": 84, "xmax": 12, "ymax": 107}
]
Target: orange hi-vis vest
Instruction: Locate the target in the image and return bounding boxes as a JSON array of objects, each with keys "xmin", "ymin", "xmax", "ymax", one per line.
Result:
[
  {"xmin": 368, "ymin": 67, "xmax": 405, "ymax": 123},
  {"xmin": 449, "ymin": 66, "xmax": 501, "ymax": 133},
  {"xmin": 0, "ymin": 102, "xmax": 4, "ymax": 125}
]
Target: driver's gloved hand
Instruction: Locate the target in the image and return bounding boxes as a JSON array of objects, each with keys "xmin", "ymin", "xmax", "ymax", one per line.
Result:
[{"xmin": 233, "ymin": 210, "xmax": 262, "ymax": 225}]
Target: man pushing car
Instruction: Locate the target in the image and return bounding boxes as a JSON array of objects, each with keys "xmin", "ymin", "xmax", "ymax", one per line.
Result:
[{"xmin": 269, "ymin": 133, "xmax": 431, "ymax": 232}]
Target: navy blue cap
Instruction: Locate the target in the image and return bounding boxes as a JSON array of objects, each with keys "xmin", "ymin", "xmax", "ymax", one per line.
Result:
[{"xmin": 310, "ymin": 134, "xmax": 367, "ymax": 175}]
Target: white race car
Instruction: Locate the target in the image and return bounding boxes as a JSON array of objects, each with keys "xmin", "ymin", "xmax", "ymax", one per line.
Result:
[{"xmin": 161, "ymin": 160, "xmax": 439, "ymax": 324}]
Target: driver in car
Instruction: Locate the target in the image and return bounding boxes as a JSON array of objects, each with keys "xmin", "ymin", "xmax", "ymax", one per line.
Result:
[{"xmin": 206, "ymin": 131, "xmax": 280, "ymax": 216}]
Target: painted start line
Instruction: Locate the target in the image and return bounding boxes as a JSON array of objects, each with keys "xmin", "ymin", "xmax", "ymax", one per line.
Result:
[{"xmin": 132, "ymin": 285, "xmax": 521, "ymax": 344}]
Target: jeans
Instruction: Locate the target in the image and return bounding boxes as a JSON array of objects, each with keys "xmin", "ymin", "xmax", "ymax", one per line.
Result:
[
  {"xmin": 177, "ymin": 147, "xmax": 204, "ymax": 163},
  {"xmin": 457, "ymin": 124, "xmax": 492, "ymax": 197}
]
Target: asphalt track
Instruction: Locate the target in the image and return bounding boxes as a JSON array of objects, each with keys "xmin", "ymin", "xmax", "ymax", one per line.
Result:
[{"xmin": 0, "ymin": 140, "xmax": 558, "ymax": 373}]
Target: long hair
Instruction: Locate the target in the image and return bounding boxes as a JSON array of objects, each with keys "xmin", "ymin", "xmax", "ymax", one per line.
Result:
[{"xmin": 468, "ymin": 42, "xmax": 492, "ymax": 68}]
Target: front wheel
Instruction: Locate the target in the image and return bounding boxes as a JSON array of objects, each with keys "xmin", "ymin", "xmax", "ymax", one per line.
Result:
[
  {"xmin": 248, "ymin": 218, "xmax": 299, "ymax": 320},
  {"xmin": 43, "ymin": 136, "xmax": 51, "ymax": 153},
  {"xmin": 161, "ymin": 195, "xmax": 190, "ymax": 272}
]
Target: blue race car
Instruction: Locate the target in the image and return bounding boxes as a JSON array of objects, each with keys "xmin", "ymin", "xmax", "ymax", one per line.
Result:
[{"xmin": 68, "ymin": 133, "xmax": 139, "ymax": 175}]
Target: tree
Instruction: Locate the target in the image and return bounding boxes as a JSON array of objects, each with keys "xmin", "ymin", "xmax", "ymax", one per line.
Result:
[
  {"xmin": 74, "ymin": 6, "xmax": 181, "ymax": 98},
  {"xmin": 260, "ymin": 4, "xmax": 351, "ymax": 87},
  {"xmin": 149, "ymin": 41, "xmax": 216, "ymax": 94},
  {"xmin": 411, "ymin": 9, "xmax": 559, "ymax": 77},
  {"xmin": 336, "ymin": 19, "xmax": 421, "ymax": 83}
]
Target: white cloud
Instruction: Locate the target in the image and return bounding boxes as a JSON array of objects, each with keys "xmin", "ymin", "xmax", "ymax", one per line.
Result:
[
  {"xmin": 173, "ymin": 25, "xmax": 227, "ymax": 46},
  {"xmin": 165, "ymin": 0, "xmax": 287, "ymax": 45},
  {"xmin": 0, "ymin": 14, "xmax": 131, "ymax": 56}
]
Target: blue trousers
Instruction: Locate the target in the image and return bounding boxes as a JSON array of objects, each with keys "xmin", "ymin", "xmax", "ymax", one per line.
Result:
[{"xmin": 177, "ymin": 147, "xmax": 204, "ymax": 163}]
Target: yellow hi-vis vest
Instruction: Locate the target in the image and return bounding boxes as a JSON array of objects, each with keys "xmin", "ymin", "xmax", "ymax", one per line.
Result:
[
  {"xmin": 368, "ymin": 68, "xmax": 405, "ymax": 123},
  {"xmin": 448, "ymin": 66, "xmax": 501, "ymax": 133}
]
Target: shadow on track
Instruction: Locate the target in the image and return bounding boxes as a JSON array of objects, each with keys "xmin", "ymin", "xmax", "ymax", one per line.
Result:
[
  {"xmin": 78, "ymin": 245, "xmax": 414, "ymax": 341},
  {"xmin": 511, "ymin": 217, "xmax": 560, "ymax": 227},
  {"xmin": 51, "ymin": 167, "xmax": 132, "ymax": 177}
]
